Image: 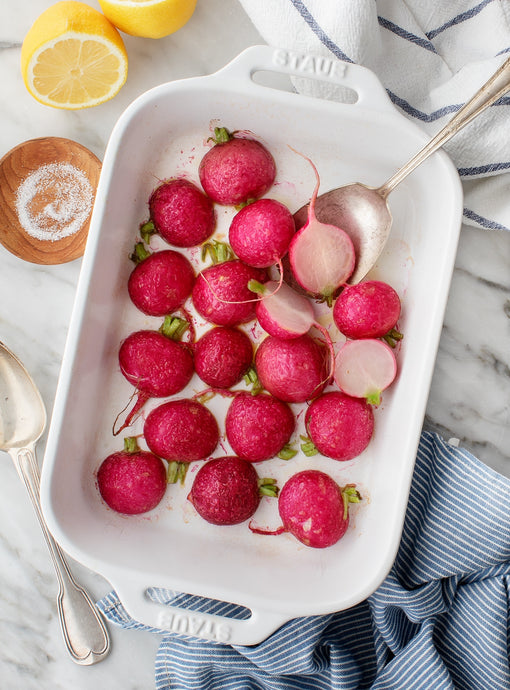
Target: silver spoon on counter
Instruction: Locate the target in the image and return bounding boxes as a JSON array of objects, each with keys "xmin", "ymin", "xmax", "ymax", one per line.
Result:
[
  {"xmin": 0, "ymin": 341, "xmax": 110, "ymax": 665},
  {"xmin": 294, "ymin": 55, "xmax": 510, "ymax": 284}
]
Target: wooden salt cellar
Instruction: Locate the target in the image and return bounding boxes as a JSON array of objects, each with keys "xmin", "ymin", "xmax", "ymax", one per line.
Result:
[{"xmin": 0, "ymin": 137, "xmax": 101, "ymax": 264}]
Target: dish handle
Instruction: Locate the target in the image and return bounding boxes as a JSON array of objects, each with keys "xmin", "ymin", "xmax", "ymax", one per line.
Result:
[
  {"xmin": 112, "ymin": 576, "xmax": 291, "ymax": 646},
  {"xmin": 213, "ymin": 44, "xmax": 393, "ymax": 112}
]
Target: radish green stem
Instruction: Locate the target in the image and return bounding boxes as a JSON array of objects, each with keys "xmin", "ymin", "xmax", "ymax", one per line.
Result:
[
  {"xmin": 140, "ymin": 220, "xmax": 156, "ymax": 244},
  {"xmin": 278, "ymin": 443, "xmax": 298, "ymax": 460},
  {"xmin": 210, "ymin": 126, "xmax": 232, "ymax": 144},
  {"xmin": 247, "ymin": 262, "xmax": 285, "ymax": 298},
  {"xmin": 130, "ymin": 241, "xmax": 151, "ymax": 264},
  {"xmin": 243, "ymin": 366, "xmax": 262, "ymax": 394},
  {"xmin": 123, "ymin": 436, "xmax": 140, "ymax": 453},
  {"xmin": 342, "ymin": 484, "xmax": 362, "ymax": 521},
  {"xmin": 257, "ymin": 477, "xmax": 279, "ymax": 498},
  {"xmin": 201, "ymin": 240, "xmax": 234, "ymax": 265},
  {"xmin": 383, "ymin": 328, "xmax": 404, "ymax": 348},
  {"xmin": 247, "ymin": 280, "xmax": 266, "ymax": 294},
  {"xmin": 159, "ymin": 315, "xmax": 189, "ymax": 341},
  {"xmin": 167, "ymin": 461, "xmax": 189, "ymax": 485},
  {"xmin": 366, "ymin": 390, "xmax": 382, "ymax": 406},
  {"xmin": 300, "ymin": 435, "xmax": 319, "ymax": 456}
]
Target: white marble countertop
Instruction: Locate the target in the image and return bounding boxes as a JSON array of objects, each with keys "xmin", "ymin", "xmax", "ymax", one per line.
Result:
[{"xmin": 0, "ymin": 0, "xmax": 509, "ymax": 687}]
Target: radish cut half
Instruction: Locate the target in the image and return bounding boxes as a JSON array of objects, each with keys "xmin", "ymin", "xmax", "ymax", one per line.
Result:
[
  {"xmin": 289, "ymin": 220, "xmax": 355, "ymax": 301},
  {"xmin": 287, "ymin": 149, "xmax": 355, "ymax": 303},
  {"xmin": 255, "ymin": 280, "xmax": 315, "ymax": 339},
  {"xmin": 334, "ymin": 339, "xmax": 397, "ymax": 405}
]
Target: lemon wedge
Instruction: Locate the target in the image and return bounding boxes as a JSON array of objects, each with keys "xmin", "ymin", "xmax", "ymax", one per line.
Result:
[
  {"xmin": 21, "ymin": 1, "xmax": 128, "ymax": 109},
  {"xmin": 98, "ymin": 0, "xmax": 197, "ymax": 39}
]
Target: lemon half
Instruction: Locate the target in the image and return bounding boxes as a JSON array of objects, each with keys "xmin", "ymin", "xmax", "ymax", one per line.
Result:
[
  {"xmin": 21, "ymin": 1, "xmax": 128, "ymax": 109},
  {"xmin": 98, "ymin": 0, "xmax": 197, "ymax": 39}
]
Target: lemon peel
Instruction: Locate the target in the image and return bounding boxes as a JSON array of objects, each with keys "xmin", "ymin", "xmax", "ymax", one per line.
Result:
[{"xmin": 98, "ymin": 0, "xmax": 197, "ymax": 39}]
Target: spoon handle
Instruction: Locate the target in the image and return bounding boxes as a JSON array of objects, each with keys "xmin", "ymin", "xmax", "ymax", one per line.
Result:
[
  {"xmin": 379, "ymin": 55, "xmax": 510, "ymax": 197},
  {"xmin": 10, "ymin": 445, "xmax": 110, "ymax": 665}
]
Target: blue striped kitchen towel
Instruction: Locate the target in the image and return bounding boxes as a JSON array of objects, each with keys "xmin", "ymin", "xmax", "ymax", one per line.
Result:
[
  {"xmin": 237, "ymin": 0, "xmax": 510, "ymax": 233},
  {"xmin": 98, "ymin": 431, "xmax": 510, "ymax": 689}
]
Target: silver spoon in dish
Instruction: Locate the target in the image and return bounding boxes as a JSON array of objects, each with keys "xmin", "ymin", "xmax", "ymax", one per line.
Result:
[
  {"xmin": 0, "ymin": 341, "xmax": 110, "ymax": 665},
  {"xmin": 294, "ymin": 55, "xmax": 510, "ymax": 284}
]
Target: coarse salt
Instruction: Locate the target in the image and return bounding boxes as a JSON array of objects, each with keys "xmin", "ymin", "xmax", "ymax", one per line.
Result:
[{"xmin": 15, "ymin": 162, "xmax": 94, "ymax": 242}]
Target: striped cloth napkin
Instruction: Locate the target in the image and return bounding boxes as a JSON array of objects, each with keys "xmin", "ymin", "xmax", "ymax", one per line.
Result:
[
  {"xmin": 98, "ymin": 432, "xmax": 510, "ymax": 689},
  {"xmin": 238, "ymin": 0, "xmax": 510, "ymax": 232}
]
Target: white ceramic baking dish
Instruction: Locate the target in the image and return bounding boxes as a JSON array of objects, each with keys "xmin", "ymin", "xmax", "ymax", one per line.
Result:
[{"xmin": 40, "ymin": 45, "xmax": 463, "ymax": 646}]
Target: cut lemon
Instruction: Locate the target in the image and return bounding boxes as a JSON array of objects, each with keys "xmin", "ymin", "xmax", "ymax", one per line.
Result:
[
  {"xmin": 21, "ymin": 1, "xmax": 128, "ymax": 109},
  {"xmin": 98, "ymin": 0, "xmax": 197, "ymax": 39}
]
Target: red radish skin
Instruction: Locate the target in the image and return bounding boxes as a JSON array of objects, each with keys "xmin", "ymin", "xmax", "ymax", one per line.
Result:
[
  {"xmin": 228, "ymin": 198, "xmax": 295, "ymax": 269},
  {"xmin": 188, "ymin": 456, "xmax": 278, "ymax": 526},
  {"xmin": 199, "ymin": 127, "xmax": 276, "ymax": 206},
  {"xmin": 225, "ymin": 392, "xmax": 295, "ymax": 462},
  {"xmin": 144, "ymin": 399, "xmax": 219, "ymax": 462},
  {"xmin": 288, "ymin": 152, "xmax": 355, "ymax": 303},
  {"xmin": 194, "ymin": 326, "xmax": 253, "ymax": 389},
  {"xmin": 192, "ymin": 260, "xmax": 267, "ymax": 326},
  {"xmin": 250, "ymin": 470, "xmax": 361, "ymax": 548},
  {"xmin": 128, "ymin": 249, "xmax": 195, "ymax": 317},
  {"xmin": 305, "ymin": 391, "xmax": 374, "ymax": 461},
  {"xmin": 334, "ymin": 339, "xmax": 397, "ymax": 406},
  {"xmin": 149, "ymin": 178, "xmax": 216, "ymax": 248},
  {"xmin": 333, "ymin": 280, "xmax": 401, "ymax": 340},
  {"xmin": 97, "ymin": 437, "xmax": 167, "ymax": 515},
  {"xmin": 119, "ymin": 330, "xmax": 193, "ymax": 397},
  {"xmin": 255, "ymin": 333, "xmax": 329, "ymax": 403},
  {"xmin": 116, "ymin": 330, "xmax": 194, "ymax": 432}
]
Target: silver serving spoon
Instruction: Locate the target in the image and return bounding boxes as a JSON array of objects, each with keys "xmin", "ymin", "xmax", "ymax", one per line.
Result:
[
  {"xmin": 0, "ymin": 341, "xmax": 110, "ymax": 665},
  {"xmin": 294, "ymin": 55, "xmax": 510, "ymax": 284}
]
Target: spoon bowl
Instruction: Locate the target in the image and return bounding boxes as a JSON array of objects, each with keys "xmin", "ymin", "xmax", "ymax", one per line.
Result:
[
  {"xmin": 295, "ymin": 55, "xmax": 510, "ymax": 283},
  {"xmin": 0, "ymin": 341, "xmax": 110, "ymax": 665},
  {"xmin": 0, "ymin": 344, "xmax": 46, "ymax": 449}
]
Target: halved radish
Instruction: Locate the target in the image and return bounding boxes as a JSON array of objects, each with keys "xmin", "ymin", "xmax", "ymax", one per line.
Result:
[
  {"xmin": 334, "ymin": 339, "xmax": 397, "ymax": 405},
  {"xmin": 288, "ymin": 151, "xmax": 355, "ymax": 304}
]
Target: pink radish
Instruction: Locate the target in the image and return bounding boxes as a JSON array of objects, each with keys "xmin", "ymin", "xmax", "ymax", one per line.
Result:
[
  {"xmin": 194, "ymin": 326, "xmax": 253, "ymax": 389},
  {"xmin": 225, "ymin": 391, "xmax": 295, "ymax": 462},
  {"xmin": 255, "ymin": 333, "xmax": 330, "ymax": 403},
  {"xmin": 192, "ymin": 259, "xmax": 266, "ymax": 326},
  {"xmin": 334, "ymin": 339, "xmax": 397, "ymax": 406},
  {"xmin": 97, "ymin": 437, "xmax": 167, "ymax": 515},
  {"xmin": 116, "ymin": 328, "xmax": 194, "ymax": 432},
  {"xmin": 333, "ymin": 280, "xmax": 402, "ymax": 343},
  {"xmin": 228, "ymin": 198, "xmax": 295, "ymax": 269},
  {"xmin": 249, "ymin": 470, "xmax": 361, "ymax": 548},
  {"xmin": 254, "ymin": 280, "xmax": 315, "ymax": 339},
  {"xmin": 147, "ymin": 178, "xmax": 216, "ymax": 248},
  {"xmin": 304, "ymin": 391, "xmax": 374, "ymax": 461},
  {"xmin": 199, "ymin": 127, "xmax": 276, "ymax": 205},
  {"xmin": 128, "ymin": 247, "xmax": 195, "ymax": 317},
  {"xmin": 288, "ymin": 152, "xmax": 355, "ymax": 304},
  {"xmin": 188, "ymin": 456, "xmax": 279, "ymax": 525},
  {"xmin": 144, "ymin": 399, "xmax": 219, "ymax": 463}
]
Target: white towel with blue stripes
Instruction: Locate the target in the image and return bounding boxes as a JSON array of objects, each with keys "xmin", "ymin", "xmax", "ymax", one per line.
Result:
[
  {"xmin": 237, "ymin": 0, "xmax": 510, "ymax": 232},
  {"xmin": 98, "ymin": 432, "xmax": 510, "ymax": 689}
]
